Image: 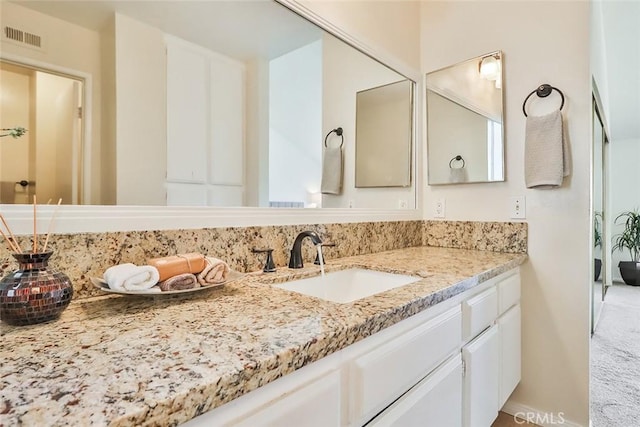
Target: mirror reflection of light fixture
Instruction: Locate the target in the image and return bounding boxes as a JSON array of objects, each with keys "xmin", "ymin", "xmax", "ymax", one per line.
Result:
[{"xmin": 479, "ymin": 53, "xmax": 502, "ymax": 88}]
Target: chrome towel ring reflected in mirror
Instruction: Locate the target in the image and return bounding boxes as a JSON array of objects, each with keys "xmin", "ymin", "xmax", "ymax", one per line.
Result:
[
  {"xmin": 449, "ymin": 155, "xmax": 465, "ymax": 169},
  {"xmin": 522, "ymin": 84, "xmax": 565, "ymax": 117}
]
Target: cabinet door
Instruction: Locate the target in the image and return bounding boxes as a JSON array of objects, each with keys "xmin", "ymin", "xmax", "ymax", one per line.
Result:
[
  {"xmin": 498, "ymin": 304, "xmax": 521, "ymax": 407},
  {"xmin": 368, "ymin": 354, "xmax": 463, "ymax": 427},
  {"xmin": 462, "ymin": 325, "xmax": 499, "ymax": 427}
]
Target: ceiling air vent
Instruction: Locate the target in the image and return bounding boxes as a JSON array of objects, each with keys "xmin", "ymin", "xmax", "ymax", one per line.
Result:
[{"xmin": 3, "ymin": 26, "xmax": 42, "ymax": 49}]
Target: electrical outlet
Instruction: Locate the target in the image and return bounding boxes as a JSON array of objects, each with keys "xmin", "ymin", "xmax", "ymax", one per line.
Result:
[
  {"xmin": 398, "ymin": 199, "xmax": 408, "ymax": 209},
  {"xmin": 348, "ymin": 200, "xmax": 355, "ymax": 208},
  {"xmin": 511, "ymin": 196, "xmax": 526, "ymax": 219},
  {"xmin": 435, "ymin": 198, "xmax": 446, "ymax": 218}
]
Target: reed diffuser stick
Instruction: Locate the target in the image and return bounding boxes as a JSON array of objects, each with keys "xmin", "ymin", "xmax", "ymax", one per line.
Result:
[
  {"xmin": 43, "ymin": 199, "xmax": 62, "ymax": 252},
  {"xmin": 0, "ymin": 213, "xmax": 21, "ymax": 253},
  {"xmin": 33, "ymin": 195, "xmax": 37, "ymax": 253},
  {"xmin": 0, "ymin": 226, "xmax": 21, "ymax": 253}
]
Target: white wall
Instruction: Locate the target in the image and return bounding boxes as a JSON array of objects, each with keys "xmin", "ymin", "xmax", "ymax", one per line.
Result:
[
  {"xmin": 269, "ymin": 40, "xmax": 323, "ymax": 206},
  {"xmin": 590, "ymin": 0, "xmax": 611, "ymax": 126},
  {"xmin": 427, "ymin": 92, "xmax": 489, "ymax": 183},
  {"xmin": 321, "ymin": 34, "xmax": 415, "ymax": 209},
  {"xmin": 297, "ymin": 0, "xmax": 420, "ymax": 72},
  {"xmin": 114, "ymin": 13, "xmax": 167, "ymax": 206},
  {"xmin": 610, "ymin": 137, "xmax": 640, "ymax": 280},
  {"xmin": 100, "ymin": 18, "xmax": 117, "ymax": 205},
  {"xmin": 35, "ymin": 72, "xmax": 75, "ymax": 204},
  {"xmin": 0, "ymin": 1, "xmax": 102, "ymax": 205},
  {"xmin": 0, "ymin": 64, "xmax": 32, "ymax": 204},
  {"xmin": 421, "ymin": 1, "xmax": 591, "ymax": 425},
  {"xmin": 245, "ymin": 59, "xmax": 271, "ymax": 207}
]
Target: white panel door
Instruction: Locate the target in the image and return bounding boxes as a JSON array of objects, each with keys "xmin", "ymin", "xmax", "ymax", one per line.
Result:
[
  {"xmin": 462, "ymin": 325, "xmax": 499, "ymax": 427},
  {"xmin": 368, "ymin": 354, "xmax": 463, "ymax": 427},
  {"xmin": 166, "ymin": 42, "xmax": 208, "ymax": 183},
  {"xmin": 207, "ymin": 186, "xmax": 244, "ymax": 207},
  {"xmin": 210, "ymin": 56, "xmax": 245, "ymax": 186},
  {"xmin": 498, "ymin": 304, "xmax": 521, "ymax": 407},
  {"xmin": 166, "ymin": 183, "xmax": 207, "ymax": 206}
]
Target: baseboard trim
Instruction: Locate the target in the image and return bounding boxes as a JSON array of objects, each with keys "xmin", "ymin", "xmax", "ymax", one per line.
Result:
[{"xmin": 502, "ymin": 400, "xmax": 585, "ymax": 427}]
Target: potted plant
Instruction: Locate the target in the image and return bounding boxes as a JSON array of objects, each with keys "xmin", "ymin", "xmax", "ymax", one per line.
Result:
[
  {"xmin": 0, "ymin": 127, "xmax": 27, "ymax": 138},
  {"xmin": 612, "ymin": 209, "xmax": 640, "ymax": 286},
  {"xmin": 594, "ymin": 211, "xmax": 602, "ymax": 281}
]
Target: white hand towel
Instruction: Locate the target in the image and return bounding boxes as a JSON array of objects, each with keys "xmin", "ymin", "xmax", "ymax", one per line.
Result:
[
  {"xmin": 525, "ymin": 109, "xmax": 571, "ymax": 188},
  {"xmin": 321, "ymin": 146, "xmax": 343, "ymax": 195},
  {"xmin": 103, "ymin": 263, "xmax": 160, "ymax": 291}
]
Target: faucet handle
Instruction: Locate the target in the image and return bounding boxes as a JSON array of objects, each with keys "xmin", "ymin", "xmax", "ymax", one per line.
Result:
[
  {"xmin": 252, "ymin": 248, "xmax": 276, "ymax": 273},
  {"xmin": 314, "ymin": 242, "xmax": 336, "ymax": 265}
]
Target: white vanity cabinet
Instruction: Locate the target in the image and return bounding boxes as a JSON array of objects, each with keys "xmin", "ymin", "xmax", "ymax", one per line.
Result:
[{"xmin": 184, "ymin": 268, "xmax": 521, "ymax": 427}]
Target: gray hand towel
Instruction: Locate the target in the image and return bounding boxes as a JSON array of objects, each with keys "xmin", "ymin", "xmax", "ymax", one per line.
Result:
[
  {"xmin": 321, "ymin": 146, "xmax": 343, "ymax": 195},
  {"xmin": 525, "ymin": 109, "xmax": 571, "ymax": 188},
  {"xmin": 449, "ymin": 167, "xmax": 467, "ymax": 183}
]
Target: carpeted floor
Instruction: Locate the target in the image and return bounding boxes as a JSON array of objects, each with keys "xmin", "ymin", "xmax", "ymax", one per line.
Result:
[{"xmin": 591, "ymin": 284, "xmax": 640, "ymax": 427}]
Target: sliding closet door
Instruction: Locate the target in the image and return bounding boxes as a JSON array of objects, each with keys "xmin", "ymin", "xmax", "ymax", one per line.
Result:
[{"xmin": 591, "ymin": 87, "xmax": 610, "ymax": 334}]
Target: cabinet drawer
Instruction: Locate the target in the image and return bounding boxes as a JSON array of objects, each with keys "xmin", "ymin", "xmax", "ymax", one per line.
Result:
[
  {"xmin": 368, "ymin": 354, "xmax": 462, "ymax": 427},
  {"xmin": 234, "ymin": 370, "xmax": 342, "ymax": 427},
  {"xmin": 351, "ymin": 306, "xmax": 462, "ymax": 424},
  {"xmin": 463, "ymin": 287, "xmax": 498, "ymax": 341},
  {"xmin": 498, "ymin": 273, "xmax": 521, "ymax": 315}
]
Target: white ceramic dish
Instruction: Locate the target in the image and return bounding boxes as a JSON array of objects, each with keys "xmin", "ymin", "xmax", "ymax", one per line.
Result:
[{"xmin": 91, "ymin": 269, "xmax": 244, "ymax": 296}]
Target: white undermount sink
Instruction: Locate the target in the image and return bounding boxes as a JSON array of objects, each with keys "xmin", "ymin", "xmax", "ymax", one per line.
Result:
[{"xmin": 273, "ymin": 268, "xmax": 421, "ymax": 303}]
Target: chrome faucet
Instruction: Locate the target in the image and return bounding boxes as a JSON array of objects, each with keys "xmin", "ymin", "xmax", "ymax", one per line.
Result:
[{"xmin": 288, "ymin": 231, "xmax": 322, "ymax": 268}]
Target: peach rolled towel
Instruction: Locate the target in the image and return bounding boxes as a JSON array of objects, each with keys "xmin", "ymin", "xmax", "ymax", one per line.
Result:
[
  {"xmin": 158, "ymin": 273, "xmax": 200, "ymax": 291},
  {"xmin": 197, "ymin": 257, "xmax": 230, "ymax": 286}
]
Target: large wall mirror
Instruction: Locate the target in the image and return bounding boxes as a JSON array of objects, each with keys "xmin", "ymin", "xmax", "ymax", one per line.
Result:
[
  {"xmin": 426, "ymin": 51, "xmax": 504, "ymax": 185},
  {"xmin": 0, "ymin": 0, "xmax": 416, "ymax": 210}
]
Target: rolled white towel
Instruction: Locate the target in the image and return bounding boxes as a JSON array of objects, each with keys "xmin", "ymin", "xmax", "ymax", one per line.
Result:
[{"xmin": 103, "ymin": 263, "xmax": 160, "ymax": 291}]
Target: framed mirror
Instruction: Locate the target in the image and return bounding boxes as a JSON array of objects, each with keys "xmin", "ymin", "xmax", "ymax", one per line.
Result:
[
  {"xmin": 0, "ymin": 0, "xmax": 416, "ymax": 210},
  {"xmin": 355, "ymin": 79, "xmax": 413, "ymax": 188},
  {"xmin": 425, "ymin": 50, "xmax": 504, "ymax": 185}
]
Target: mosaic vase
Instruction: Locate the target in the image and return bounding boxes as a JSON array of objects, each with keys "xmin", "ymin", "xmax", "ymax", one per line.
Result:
[{"xmin": 0, "ymin": 251, "xmax": 73, "ymax": 326}]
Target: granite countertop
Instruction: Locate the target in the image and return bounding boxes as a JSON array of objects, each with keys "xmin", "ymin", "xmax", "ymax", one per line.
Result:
[{"xmin": 0, "ymin": 246, "xmax": 527, "ymax": 426}]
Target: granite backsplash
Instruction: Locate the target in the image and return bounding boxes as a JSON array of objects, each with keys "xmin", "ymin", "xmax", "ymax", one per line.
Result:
[{"xmin": 0, "ymin": 220, "xmax": 526, "ymax": 301}]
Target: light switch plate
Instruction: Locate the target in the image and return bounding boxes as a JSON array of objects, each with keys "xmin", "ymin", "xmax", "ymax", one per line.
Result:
[
  {"xmin": 511, "ymin": 196, "xmax": 526, "ymax": 219},
  {"xmin": 435, "ymin": 198, "xmax": 446, "ymax": 218}
]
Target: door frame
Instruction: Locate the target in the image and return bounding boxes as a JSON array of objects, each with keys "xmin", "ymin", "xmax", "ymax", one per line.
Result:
[{"xmin": 0, "ymin": 52, "xmax": 93, "ymax": 205}]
